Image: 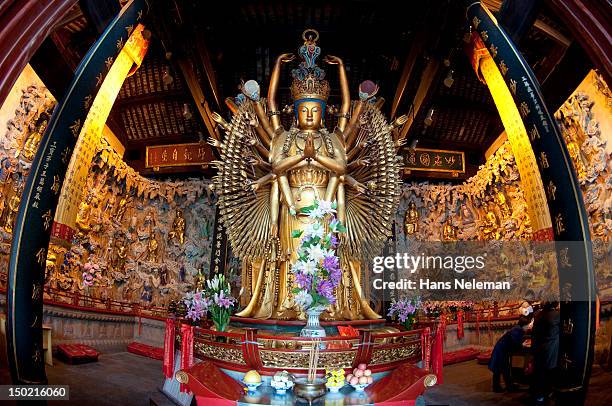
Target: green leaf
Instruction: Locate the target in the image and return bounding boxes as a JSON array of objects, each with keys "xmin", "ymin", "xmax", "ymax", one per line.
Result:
[
  {"xmin": 299, "ymin": 203, "xmax": 317, "ymax": 214},
  {"xmin": 291, "ymin": 230, "xmax": 303, "ymax": 238},
  {"xmin": 292, "ymin": 288, "xmax": 301, "ymax": 294},
  {"xmin": 336, "ymin": 223, "xmax": 347, "ymax": 233}
]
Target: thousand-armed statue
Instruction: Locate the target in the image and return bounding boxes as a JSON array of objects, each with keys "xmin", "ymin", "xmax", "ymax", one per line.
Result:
[{"xmin": 210, "ymin": 29, "xmax": 407, "ymax": 320}]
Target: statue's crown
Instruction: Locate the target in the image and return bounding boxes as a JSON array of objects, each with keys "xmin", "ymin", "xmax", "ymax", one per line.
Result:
[{"xmin": 290, "ymin": 29, "xmax": 329, "ymax": 102}]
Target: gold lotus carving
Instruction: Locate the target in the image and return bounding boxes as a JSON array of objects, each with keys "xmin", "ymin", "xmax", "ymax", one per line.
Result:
[
  {"xmin": 370, "ymin": 344, "xmax": 420, "ymax": 365},
  {"xmin": 194, "ymin": 342, "xmax": 244, "ymax": 364},
  {"xmin": 260, "ymin": 350, "xmax": 356, "ymax": 369}
]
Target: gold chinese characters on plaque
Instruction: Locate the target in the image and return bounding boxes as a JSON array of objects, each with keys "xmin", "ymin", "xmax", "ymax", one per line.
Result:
[
  {"xmin": 404, "ymin": 148, "xmax": 465, "ymax": 176},
  {"xmin": 145, "ymin": 142, "xmax": 212, "ymax": 169}
]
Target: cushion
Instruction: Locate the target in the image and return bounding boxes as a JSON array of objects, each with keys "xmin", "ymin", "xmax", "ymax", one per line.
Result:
[
  {"xmin": 127, "ymin": 342, "xmax": 164, "ymax": 360},
  {"xmin": 57, "ymin": 343, "xmax": 100, "ymax": 364},
  {"xmin": 443, "ymin": 348, "xmax": 480, "ymax": 365},
  {"xmin": 477, "ymin": 349, "xmax": 493, "ymax": 364}
]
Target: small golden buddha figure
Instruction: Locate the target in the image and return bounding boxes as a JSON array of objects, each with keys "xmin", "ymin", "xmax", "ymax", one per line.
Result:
[
  {"xmin": 442, "ymin": 217, "xmax": 458, "ymax": 241},
  {"xmin": 4, "ymin": 190, "xmax": 21, "ymax": 233},
  {"xmin": 45, "ymin": 251, "xmax": 57, "ymax": 283},
  {"xmin": 115, "ymin": 195, "xmax": 129, "ymax": 222},
  {"xmin": 482, "ymin": 202, "xmax": 501, "ymax": 240},
  {"xmin": 195, "ymin": 268, "xmax": 206, "ymax": 291},
  {"xmin": 146, "ymin": 229, "xmax": 159, "ymax": 262},
  {"xmin": 76, "ymin": 194, "xmax": 96, "ymax": 232},
  {"xmin": 168, "ymin": 209, "xmax": 186, "ymax": 245},
  {"xmin": 567, "ymin": 141, "xmax": 586, "ymax": 179},
  {"xmin": 493, "ymin": 185, "xmax": 511, "ymax": 219},
  {"xmin": 22, "ymin": 120, "xmax": 47, "ymax": 161},
  {"xmin": 404, "ymin": 201, "xmax": 419, "ymax": 235},
  {"xmin": 115, "ymin": 243, "xmax": 128, "ymax": 270}
]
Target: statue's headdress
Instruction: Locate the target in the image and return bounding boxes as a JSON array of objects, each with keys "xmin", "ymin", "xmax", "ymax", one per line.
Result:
[{"xmin": 291, "ymin": 29, "xmax": 330, "ymax": 105}]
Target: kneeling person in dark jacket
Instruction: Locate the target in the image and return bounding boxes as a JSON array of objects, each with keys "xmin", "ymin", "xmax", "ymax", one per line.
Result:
[{"xmin": 488, "ymin": 315, "xmax": 532, "ymax": 392}]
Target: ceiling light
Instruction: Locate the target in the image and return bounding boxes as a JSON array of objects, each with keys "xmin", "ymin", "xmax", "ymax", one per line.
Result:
[
  {"xmin": 424, "ymin": 108, "xmax": 435, "ymax": 127},
  {"xmin": 162, "ymin": 67, "xmax": 174, "ymax": 86},
  {"xmin": 182, "ymin": 103, "xmax": 192, "ymax": 120},
  {"xmin": 444, "ymin": 70, "xmax": 454, "ymax": 88},
  {"xmin": 409, "ymin": 138, "xmax": 419, "ymax": 149}
]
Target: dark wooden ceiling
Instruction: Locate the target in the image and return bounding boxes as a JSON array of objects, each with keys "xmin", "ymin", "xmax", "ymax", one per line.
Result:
[{"xmin": 32, "ymin": 0, "xmax": 587, "ymax": 179}]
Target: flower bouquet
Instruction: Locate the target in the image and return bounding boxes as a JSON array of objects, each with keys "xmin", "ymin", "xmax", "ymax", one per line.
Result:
[
  {"xmin": 388, "ymin": 297, "xmax": 420, "ymax": 330},
  {"xmin": 183, "ymin": 273, "xmax": 236, "ymax": 332},
  {"xmin": 290, "ymin": 200, "xmax": 344, "ymax": 337},
  {"xmin": 205, "ymin": 274, "xmax": 236, "ymax": 332}
]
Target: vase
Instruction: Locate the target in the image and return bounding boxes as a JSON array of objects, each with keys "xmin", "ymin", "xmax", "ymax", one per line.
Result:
[{"xmin": 300, "ymin": 306, "xmax": 326, "ymax": 338}]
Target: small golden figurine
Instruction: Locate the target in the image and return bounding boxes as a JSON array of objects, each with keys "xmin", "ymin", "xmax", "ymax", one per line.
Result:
[
  {"xmin": 404, "ymin": 201, "xmax": 419, "ymax": 235},
  {"xmin": 115, "ymin": 243, "xmax": 128, "ymax": 270},
  {"xmin": 168, "ymin": 209, "xmax": 186, "ymax": 245},
  {"xmin": 4, "ymin": 189, "xmax": 21, "ymax": 233},
  {"xmin": 482, "ymin": 202, "xmax": 501, "ymax": 240},
  {"xmin": 493, "ymin": 185, "xmax": 511, "ymax": 219},
  {"xmin": 442, "ymin": 217, "xmax": 458, "ymax": 241},
  {"xmin": 146, "ymin": 229, "xmax": 159, "ymax": 262},
  {"xmin": 75, "ymin": 193, "xmax": 96, "ymax": 232},
  {"xmin": 22, "ymin": 120, "xmax": 47, "ymax": 161},
  {"xmin": 114, "ymin": 195, "xmax": 130, "ymax": 222},
  {"xmin": 567, "ymin": 141, "xmax": 586, "ymax": 179}
]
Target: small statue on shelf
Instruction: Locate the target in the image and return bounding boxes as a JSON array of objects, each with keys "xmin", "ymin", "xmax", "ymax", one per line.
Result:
[
  {"xmin": 482, "ymin": 202, "xmax": 501, "ymax": 240},
  {"xmin": 21, "ymin": 119, "xmax": 47, "ymax": 161},
  {"xmin": 168, "ymin": 209, "xmax": 186, "ymax": 245},
  {"xmin": 404, "ymin": 201, "xmax": 419, "ymax": 235},
  {"xmin": 493, "ymin": 185, "xmax": 511, "ymax": 219},
  {"xmin": 115, "ymin": 241, "xmax": 128, "ymax": 270},
  {"xmin": 442, "ymin": 217, "xmax": 458, "ymax": 241}
]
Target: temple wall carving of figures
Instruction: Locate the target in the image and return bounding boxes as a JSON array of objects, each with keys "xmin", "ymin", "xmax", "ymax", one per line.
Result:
[
  {"xmin": 0, "ymin": 75, "xmax": 56, "ymax": 278},
  {"xmin": 45, "ymin": 141, "xmax": 216, "ymax": 307}
]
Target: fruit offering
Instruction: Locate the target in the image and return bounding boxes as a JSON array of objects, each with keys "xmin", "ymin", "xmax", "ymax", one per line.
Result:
[
  {"xmin": 325, "ymin": 368, "xmax": 346, "ymax": 392},
  {"xmin": 346, "ymin": 364, "xmax": 373, "ymax": 391}
]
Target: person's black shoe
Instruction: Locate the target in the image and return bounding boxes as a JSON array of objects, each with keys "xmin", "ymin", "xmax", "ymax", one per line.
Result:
[{"xmin": 493, "ymin": 385, "xmax": 504, "ymax": 393}]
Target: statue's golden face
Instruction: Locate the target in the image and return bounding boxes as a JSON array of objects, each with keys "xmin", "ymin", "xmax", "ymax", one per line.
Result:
[{"xmin": 296, "ymin": 101, "xmax": 322, "ymax": 130}]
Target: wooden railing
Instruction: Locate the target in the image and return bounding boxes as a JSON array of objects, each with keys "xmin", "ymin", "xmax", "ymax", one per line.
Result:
[{"xmin": 181, "ymin": 322, "xmax": 436, "ymax": 374}]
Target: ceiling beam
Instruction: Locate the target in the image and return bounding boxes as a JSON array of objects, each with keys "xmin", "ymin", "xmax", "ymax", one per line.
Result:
[
  {"xmin": 398, "ymin": 58, "xmax": 441, "ymax": 141},
  {"xmin": 114, "ymin": 88, "xmax": 186, "ymax": 109},
  {"xmin": 194, "ymin": 35, "xmax": 222, "ymax": 111},
  {"xmin": 390, "ymin": 31, "xmax": 426, "ymax": 119},
  {"xmin": 176, "ymin": 58, "xmax": 219, "ymax": 140}
]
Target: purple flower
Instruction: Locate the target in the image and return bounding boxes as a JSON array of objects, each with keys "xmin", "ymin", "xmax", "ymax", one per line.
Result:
[
  {"xmin": 329, "ymin": 234, "xmax": 338, "ymax": 247},
  {"xmin": 322, "ymin": 255, "xmax": 339, "ymax": 271},
  {"xmin": 214, "ymin": 291, "xmax": 235, "ymax": 309},
  {"xmin": 295, "ymin": 272, "xmax": 312, "ymax": 289},
  {"xmin": 329, "ymin": 268, "xmax": 342, "ymax": 285},
  {"xmin": 316, "ymin": 280, "xmax": 336, "ymax": 304}
]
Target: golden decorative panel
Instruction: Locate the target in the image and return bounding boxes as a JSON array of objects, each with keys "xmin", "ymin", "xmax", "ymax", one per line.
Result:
[
  {"xmin": 369, "ymin": 344, "xmax": 420, "ymax": 365},
  {"xmin": 194, "ymin": 342, "xmax": 244, "ymax": 364},
  {"xmin": 260, "ymin": 350, "xmax": 356, "ymax": 369}
]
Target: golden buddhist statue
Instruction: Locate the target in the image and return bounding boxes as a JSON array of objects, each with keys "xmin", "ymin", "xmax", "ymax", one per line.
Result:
[
  {"xmin": 76, "ymin": 193, "xmax": 97, "ymax": 232},
  {"xmin": 567, "ymin": 141, "xmax": 586, "ymax": 179},
  {"xmin": 211, "ymin": 29, "xmax": 402, "ymax": 320},
  {"xmin": 404, "ymin": 201, "xmax": 419, "ymax": 235},
  {"xmin": 168, "ymin": 209, "xmax": 186, "ymax": 245},
  {"xmin": 442, "ymin": 217, "xmax": 457, "ymax": 241},
  {"xmin": 114, "ymin": 195, "xmax": 129, "ymax": 222},
  {"xmin": 482, "ymin": 202, "xmax": 501, "ymax": 240},
  {"xmin": 22, "ymin": 120, "xmax": 47, "ymax": 161},
  {"xmin": 4, "ymin": 189, "xmax": 21, "ymax": 233},
  {"xmin": 493, "ymin": 185, "xmax": 511, "ymax": 219},
  {"xmin": 146, "ymin": 229, "xmax": 159, "ymax": 262}
]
